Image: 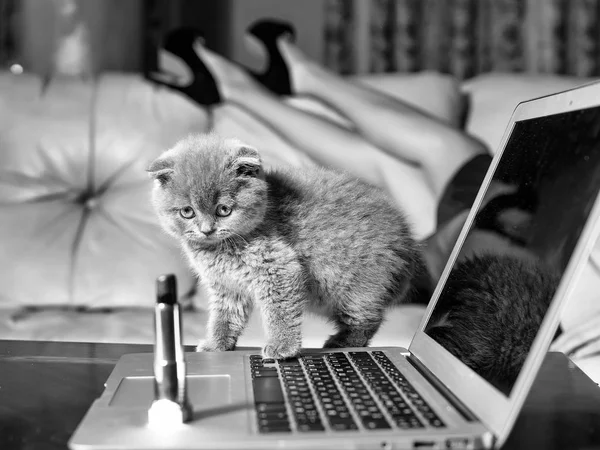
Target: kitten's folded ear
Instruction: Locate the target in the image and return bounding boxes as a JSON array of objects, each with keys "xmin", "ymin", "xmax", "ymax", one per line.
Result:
[
  {"xmin": 147, "ymin": 155, "xmax": 175, "ymax": 185},
  {"xmin": 231, "ymin": 143, "xmax": 264, "ymax": 179}
]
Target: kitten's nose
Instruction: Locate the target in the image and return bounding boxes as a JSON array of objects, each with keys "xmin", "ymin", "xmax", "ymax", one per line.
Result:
[{"xmin": 200, "ymin": 224, "xmax": 215, "ymax": 235}]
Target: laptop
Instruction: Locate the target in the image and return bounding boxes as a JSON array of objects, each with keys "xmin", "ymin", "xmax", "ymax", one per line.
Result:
[{"xmin": 69, "ymin": 82, "xmax": 600, "ymax": 450}]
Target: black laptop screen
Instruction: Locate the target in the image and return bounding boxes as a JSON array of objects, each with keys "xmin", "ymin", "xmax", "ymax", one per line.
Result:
[{"xmin": 424, "ymin": 105, "xmax": 600, "ymax": 396}]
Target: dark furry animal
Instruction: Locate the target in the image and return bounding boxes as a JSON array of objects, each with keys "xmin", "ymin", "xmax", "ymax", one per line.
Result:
[{"xmin": 425, "ymin": 253, "xmax": 559, "ymax": 394}]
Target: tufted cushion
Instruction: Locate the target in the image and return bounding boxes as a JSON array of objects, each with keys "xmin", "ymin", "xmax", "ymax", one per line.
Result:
[{"xmin": 0, "ymin": 72, "xmax": 208, "ymax": 308}]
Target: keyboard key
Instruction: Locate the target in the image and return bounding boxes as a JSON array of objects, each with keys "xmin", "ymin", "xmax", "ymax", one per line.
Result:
[
  {"xmin": 258, "ymin": 417, "xmax": 290, "ymax": 428},
  {"xmin": 256, "ymin": 402, "xmax": 287, "ymax": 413},
  {"xmin": 364, "ymin": 419, "xmax": 392, "ymax": 430},
  {"xmin": 259, "ymin": 424, "xmax": 292, "ymax": 433},
  {"xmin": 252, "ymin": 367, "xmax": 279, "ymax": 378},
  {"xmin": 329, "ymin": 417, "xmax": 359, "ymax": 431},
  {"xmin": 279, "ymin": 359, "xmax": 302, "ymax": 366},
  {"xmin": 253, "ymin": 377, "xmax": 285, "ymax": 404},
  {"xmin": 297, "ymin": 420, "xmax": 325, "ymax": 432}
]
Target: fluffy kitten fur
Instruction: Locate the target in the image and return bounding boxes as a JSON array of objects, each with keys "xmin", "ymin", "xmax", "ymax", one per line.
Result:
[
  {"xmin": 425, "ymin": 253, "xmax": 559, "ymax": 394},
  {"xmin": 149, "ymin": 133, "xmax": 426, "ymax": 359}
]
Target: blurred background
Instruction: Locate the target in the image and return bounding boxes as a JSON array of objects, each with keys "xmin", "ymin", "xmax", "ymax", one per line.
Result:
[
  {"xmin": 2, "ymin": 0, "xmax": 600, "ymax": 80},
  {"xmin": 1, "ymin": 0, "xmax": 600, "ymax": 386}
]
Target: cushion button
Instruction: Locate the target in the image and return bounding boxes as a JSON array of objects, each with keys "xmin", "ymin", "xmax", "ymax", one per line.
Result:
[{"xmin": 84, "ymin": 196, "xmax": 99, "ymax": 210}]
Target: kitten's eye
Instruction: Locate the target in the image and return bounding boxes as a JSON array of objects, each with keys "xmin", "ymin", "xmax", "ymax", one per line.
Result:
[
  {"xmin": 179, "ymin": 206, "xmax": 196, "ymax": 219},
  {"xmin": 216, "ymin": 204, "xmax": 232, "ymax": 217}
]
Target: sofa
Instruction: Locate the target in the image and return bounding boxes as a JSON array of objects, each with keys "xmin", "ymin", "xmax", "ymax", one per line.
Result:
[{"xmin": 1, "ymin": 69, "xmax": 599, "ymax": 383}]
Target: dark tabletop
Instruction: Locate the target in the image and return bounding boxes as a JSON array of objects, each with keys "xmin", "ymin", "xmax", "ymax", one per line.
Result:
[{"xmin": 0, "ymin": 340, "xmax": 598, "ymax": 450}]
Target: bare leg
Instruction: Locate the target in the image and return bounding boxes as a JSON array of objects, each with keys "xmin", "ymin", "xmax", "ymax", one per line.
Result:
[
  {"xmin": 277, "ymin": 38, "xmax": 489, "ymax": 198},
  {"xmin": 194, "ymin": 41, "xmax": 420, "ymax": 191}
]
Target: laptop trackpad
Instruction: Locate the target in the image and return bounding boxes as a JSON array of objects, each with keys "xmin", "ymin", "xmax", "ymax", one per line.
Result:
[{"xmin": 109, "ymin": 375, "xmax": 231, "ymax": 408}]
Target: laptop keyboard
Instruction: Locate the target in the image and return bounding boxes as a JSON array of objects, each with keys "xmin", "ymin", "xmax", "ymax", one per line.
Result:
[{"xmin": 250, "ymin": 351, "xmax": 446, "ymax": 434}]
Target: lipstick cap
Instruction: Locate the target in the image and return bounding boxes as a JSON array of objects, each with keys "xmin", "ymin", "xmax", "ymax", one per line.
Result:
[{"xmin": 156, "ymin": 274, "xmax": 177, "ymax": 305}]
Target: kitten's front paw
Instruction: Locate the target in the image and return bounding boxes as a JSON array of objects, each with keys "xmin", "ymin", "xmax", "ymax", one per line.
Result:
[
  {"xmin": 262, "ymin": 340, "xmax": 301, "ymax": 360},
  {"xmin": 323, "ymin": 333, "xmax": 369, "ymax": 349},
  {"xmin": 196, "ymin": 340, "xmax": 218, "ymax": 352},
  {"xmin": 196, "ymin": 339, "xmax": 234, "ymax": 352},
  {"xmin": 322, "ymin": 335, "xmax": 347, "ymax": 349}
]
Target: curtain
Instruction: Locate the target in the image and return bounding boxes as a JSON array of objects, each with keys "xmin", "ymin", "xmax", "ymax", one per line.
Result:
[
  {"xmin": 324, "ymin": 0, "xmax": 600, "ymax": 78},
  {"xmin": 0, "ymin": 0, "xmax": 17, "ymax": 68}
]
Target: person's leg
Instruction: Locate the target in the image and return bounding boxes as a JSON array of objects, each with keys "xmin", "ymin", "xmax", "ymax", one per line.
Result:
[
  {"xmin": 277, "ymin": 38, "xmax": 490, "ymax": 197},
  {"xmin": 194, "ymin": 41, "xmax": 418, "ymax": 190}
]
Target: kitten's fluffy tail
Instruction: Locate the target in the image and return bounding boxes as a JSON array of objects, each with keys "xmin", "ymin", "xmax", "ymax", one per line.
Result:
[{"xmin": 402, "ymin": 254, "xmax": 435, "ymax": 306}]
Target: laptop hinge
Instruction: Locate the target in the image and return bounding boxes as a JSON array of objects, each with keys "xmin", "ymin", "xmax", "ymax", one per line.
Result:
[{"xmin": 407, "ymin": 354, "xmax": 479, "ymax": 423}]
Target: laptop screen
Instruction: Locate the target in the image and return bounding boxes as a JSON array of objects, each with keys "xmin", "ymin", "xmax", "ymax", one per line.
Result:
[{"xmin": 424, "ymin": 105, "xmax": 600, "ymax": 396}]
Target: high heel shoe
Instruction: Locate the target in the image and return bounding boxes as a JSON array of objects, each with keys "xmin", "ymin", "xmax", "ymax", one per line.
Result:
[
  {"xmin": 148, "ymin": 20, "xmax": 296, "ymax": 106},
  {"xmin": 146, "ymin": 27, "xmax": 221, "ymax": 106},
  {"xmin": 246, "ymin": 19, "xmax": 296, "ymax": 96}
]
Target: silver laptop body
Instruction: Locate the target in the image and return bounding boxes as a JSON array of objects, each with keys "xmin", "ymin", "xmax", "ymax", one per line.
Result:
[{"xmin": 70, "ymin": 81, "xmax": 600, "ymax": 450}]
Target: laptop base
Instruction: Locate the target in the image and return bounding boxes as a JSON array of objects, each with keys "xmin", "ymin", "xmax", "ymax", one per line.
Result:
[{"xmin": 68, "ymin": 347, "xmax": 490, "ymax": 450}]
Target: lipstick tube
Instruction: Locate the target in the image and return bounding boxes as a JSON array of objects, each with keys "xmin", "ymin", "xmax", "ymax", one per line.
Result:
[{"xmin": 148, "ymin": 274, "xmax": 192, "ymax": 425}]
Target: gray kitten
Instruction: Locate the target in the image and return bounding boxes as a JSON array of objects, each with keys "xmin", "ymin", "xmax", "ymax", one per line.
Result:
[{"xmin": 148, "ymin": 133, "xmax": 426, "ymax": 359}]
